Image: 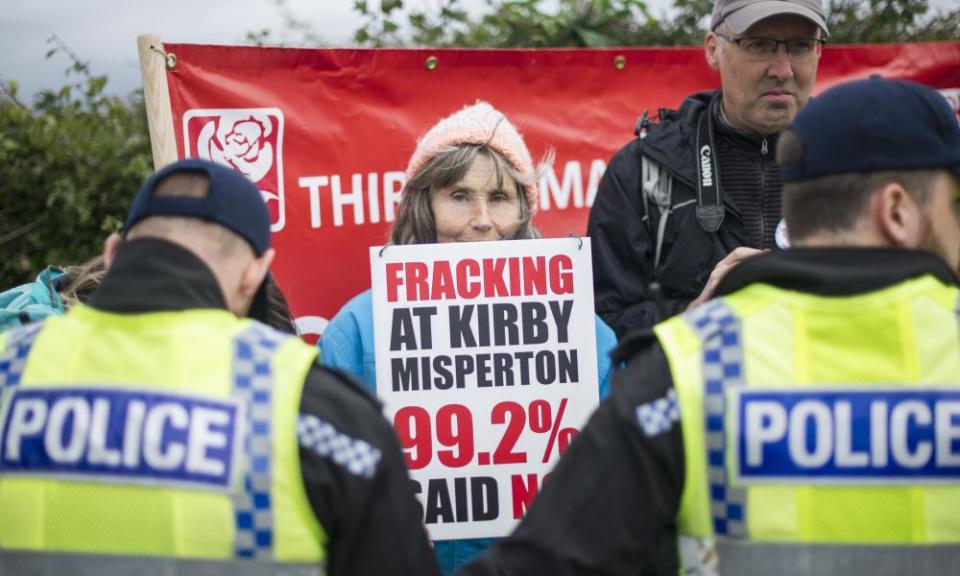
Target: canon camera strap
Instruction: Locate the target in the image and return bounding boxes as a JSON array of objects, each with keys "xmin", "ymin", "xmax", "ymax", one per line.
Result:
[{"xmin": 695, "ymin": 105, "xmax": 724, "ymax": 233}]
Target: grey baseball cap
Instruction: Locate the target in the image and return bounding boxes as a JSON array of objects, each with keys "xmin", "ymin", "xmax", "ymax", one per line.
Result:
[{"xmin": 711, "ymin": 0, "xmax": 829, "ymax": 36}]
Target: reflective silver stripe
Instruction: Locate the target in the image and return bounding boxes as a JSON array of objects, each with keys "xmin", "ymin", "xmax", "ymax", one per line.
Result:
[
  {"xmin": 716, "ymin": 540, "xmax": 960, "ymax": 576},
  {"xmin": 684, "ymin": 300, "xmax": 747, "ymax": 538},
  {"xmin": 231, "ymin": 324, "xmax": 290, "ymax": 560},
  {"xmin": 0, "ymin": 322, "xmax": 44, "ymax": 390},
  {"xmin": 0, "ymin": 549, "xmax": 323, "ymax": 576}
]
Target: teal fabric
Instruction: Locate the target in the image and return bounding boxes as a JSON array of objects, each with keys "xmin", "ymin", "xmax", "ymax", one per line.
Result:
[
  {"xmin": 319, "ymin": 288, "xmax": 618, "ymax": 574},
  {"xmin": 0, "ymin": 267, "xmax": 66, "ymax": 333}
]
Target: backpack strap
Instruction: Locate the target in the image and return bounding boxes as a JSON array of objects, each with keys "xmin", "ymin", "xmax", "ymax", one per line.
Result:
[
  {"xmin": 637, "ymin": 103, "xmax": 723, "ymax": 274},
  {"xmin": 641, "ymin": 154, "xmax": 673, "ymax": 271}
]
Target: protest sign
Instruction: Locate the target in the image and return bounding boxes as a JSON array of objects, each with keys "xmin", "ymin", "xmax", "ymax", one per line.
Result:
[{"xmin": 370, "ymin": 237, "xmax": 598, "ymax": 539}]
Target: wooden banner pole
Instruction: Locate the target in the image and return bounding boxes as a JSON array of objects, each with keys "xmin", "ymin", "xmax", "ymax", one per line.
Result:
[{"xmin": 137, "ymin": 34, "xmax": 177, "ymax": 170}]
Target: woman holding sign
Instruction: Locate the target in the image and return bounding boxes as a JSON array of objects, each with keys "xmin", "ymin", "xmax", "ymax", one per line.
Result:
[{"xmin": 319, "ymin": 101, "xmax": 617, "ymax": 574}]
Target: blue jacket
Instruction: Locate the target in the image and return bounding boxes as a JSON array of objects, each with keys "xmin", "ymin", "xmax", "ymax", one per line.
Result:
[
  {"xmin": 0, "ymin": 267, "xmax": 66, "ymax": 333},
  {"xmin": 319, "ymin": 289, "xmax": 618, "ymax": 573}
]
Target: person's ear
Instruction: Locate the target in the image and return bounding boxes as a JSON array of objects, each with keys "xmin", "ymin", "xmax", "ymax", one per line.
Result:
[
  {"xmin": 705, "ymin": 31, "xmax": 721, "ymax": 71},
  {"xmin": 102, "ymin": 233, "xmax": 123, "ymax": 269},
  {"xmin": 239, "ymin": 248, "xmax": 275, "ymax": 302},
  {"xmin": 875, "ymin": 182, "xmax": 923, "ymax": 248}
]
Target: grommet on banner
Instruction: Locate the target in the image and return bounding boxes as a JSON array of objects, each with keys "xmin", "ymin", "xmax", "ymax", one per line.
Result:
[
  {"xmin": 149, "ymin": 44, "xmax": 177, "ymax": 70},
  {"xmin": 614, "ymin": 55, "xmax": 626, "ymax": 70},
  {"xmin": 568, "ymin": 233, "xmax": 583, "ymax": 250},
  {"xmin": 425, "ymin": 55, "xmax": 439, "ymax": 70}
]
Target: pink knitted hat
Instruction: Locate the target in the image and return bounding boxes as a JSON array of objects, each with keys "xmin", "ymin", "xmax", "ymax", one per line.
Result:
[{"xmin": 405, "ymin": 101, "xmax": 540, "ymax": 214}]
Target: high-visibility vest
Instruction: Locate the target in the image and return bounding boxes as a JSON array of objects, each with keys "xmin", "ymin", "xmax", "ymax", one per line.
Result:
[
  {"xmin": 654, "ymin": 274, "xmax": 960, "ymax": 575},
  {"xmin": 0, "ymin": 304, "xmax": 325, "ymax": 575}
]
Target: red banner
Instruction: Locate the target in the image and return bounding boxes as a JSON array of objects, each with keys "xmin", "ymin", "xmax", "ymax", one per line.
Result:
[{"xmin": 160, "ymin": 43, "xmax": 960, "ymax": 339}]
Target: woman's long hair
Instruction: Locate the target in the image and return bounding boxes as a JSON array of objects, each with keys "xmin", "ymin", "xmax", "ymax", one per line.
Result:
[
  {"xmin": 58, "ymin": 256, "xmax": 106, "ymax": 308},
  {"xmin": 390, "ymin": 144, "xmax": 542, "ymax": 245}
]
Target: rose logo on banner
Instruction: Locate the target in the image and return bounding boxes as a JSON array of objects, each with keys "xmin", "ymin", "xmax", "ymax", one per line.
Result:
[
  {"xmin": 183, "ymin": 108, "xmax": 286, "ymax": 232},
  {"xmin": 203, "ymin": 116, "xmax": 273, "ymax": 181}
]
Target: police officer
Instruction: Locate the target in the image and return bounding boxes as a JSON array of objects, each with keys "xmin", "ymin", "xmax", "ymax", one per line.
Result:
[
  {"xmin": 458, "ymin": 77, "xmax": 960, "ymax": 576},
  {"xmin": 0, "ymin": 159, "xmax": 440, "ymax": 576}
]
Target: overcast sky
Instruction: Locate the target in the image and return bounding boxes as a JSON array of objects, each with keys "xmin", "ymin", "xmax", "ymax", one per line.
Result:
[
  {"xmin": 2, "ymin": 0, "xmax": 954, "ymax": 99},
  {"xmin": 0, "ymin": 0, "xmax": 692, "ymax": 98},
  {"xmin": 2, "ymin": 0, "xmax": 362, "ymax": 97}
]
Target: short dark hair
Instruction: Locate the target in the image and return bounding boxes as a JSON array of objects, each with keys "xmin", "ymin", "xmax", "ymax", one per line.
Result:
[{"xmin": 777, "ymin": 130, "xmax": 939, "ymax": 241}]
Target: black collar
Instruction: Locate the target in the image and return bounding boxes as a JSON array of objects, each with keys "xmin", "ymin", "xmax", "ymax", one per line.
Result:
[
  {"xmin": 89, "ymin": 238, "xmax": 228, "ymax": 313},
  {"xmin": 716, "ymin": 248, "xmax": 959, "ymax": 297}
]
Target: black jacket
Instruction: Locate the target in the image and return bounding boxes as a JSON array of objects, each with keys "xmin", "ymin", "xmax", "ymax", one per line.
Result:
[
  {"xmin": 456, "ymin": 248, "xmax": 959, "ymax": 576},
  {"xmin": 90, "ymin": 238, "xmax": 440, "ymax": 576},
  {"xmin": 587, "ymin": 91, "xmax": 783, "ymax": 338}
]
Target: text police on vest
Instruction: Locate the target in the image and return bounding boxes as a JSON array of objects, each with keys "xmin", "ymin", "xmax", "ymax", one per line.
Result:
[
  {"xmin": 1, "ymin": 387, "xmax": 241, "ymax": 488},
  {"xmin": 735, "ymin": 389, "xmax": 960, "ymax": 481}
]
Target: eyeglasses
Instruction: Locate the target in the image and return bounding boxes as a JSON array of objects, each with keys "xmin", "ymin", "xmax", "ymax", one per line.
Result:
[{"xmin": 715, "ymin": 31, "xmax": 825, "ymax": 62}]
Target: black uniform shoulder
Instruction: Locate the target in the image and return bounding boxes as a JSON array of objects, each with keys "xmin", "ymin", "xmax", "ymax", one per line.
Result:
[{"xmin": 299, "ymin": 362, "xmax": 391, "ymax": 443}]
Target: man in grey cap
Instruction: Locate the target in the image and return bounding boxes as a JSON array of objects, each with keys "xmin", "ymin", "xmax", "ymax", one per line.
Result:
[{"xmin": 587, "ymin": 0, "xmax": 828, "ymax": 337}]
